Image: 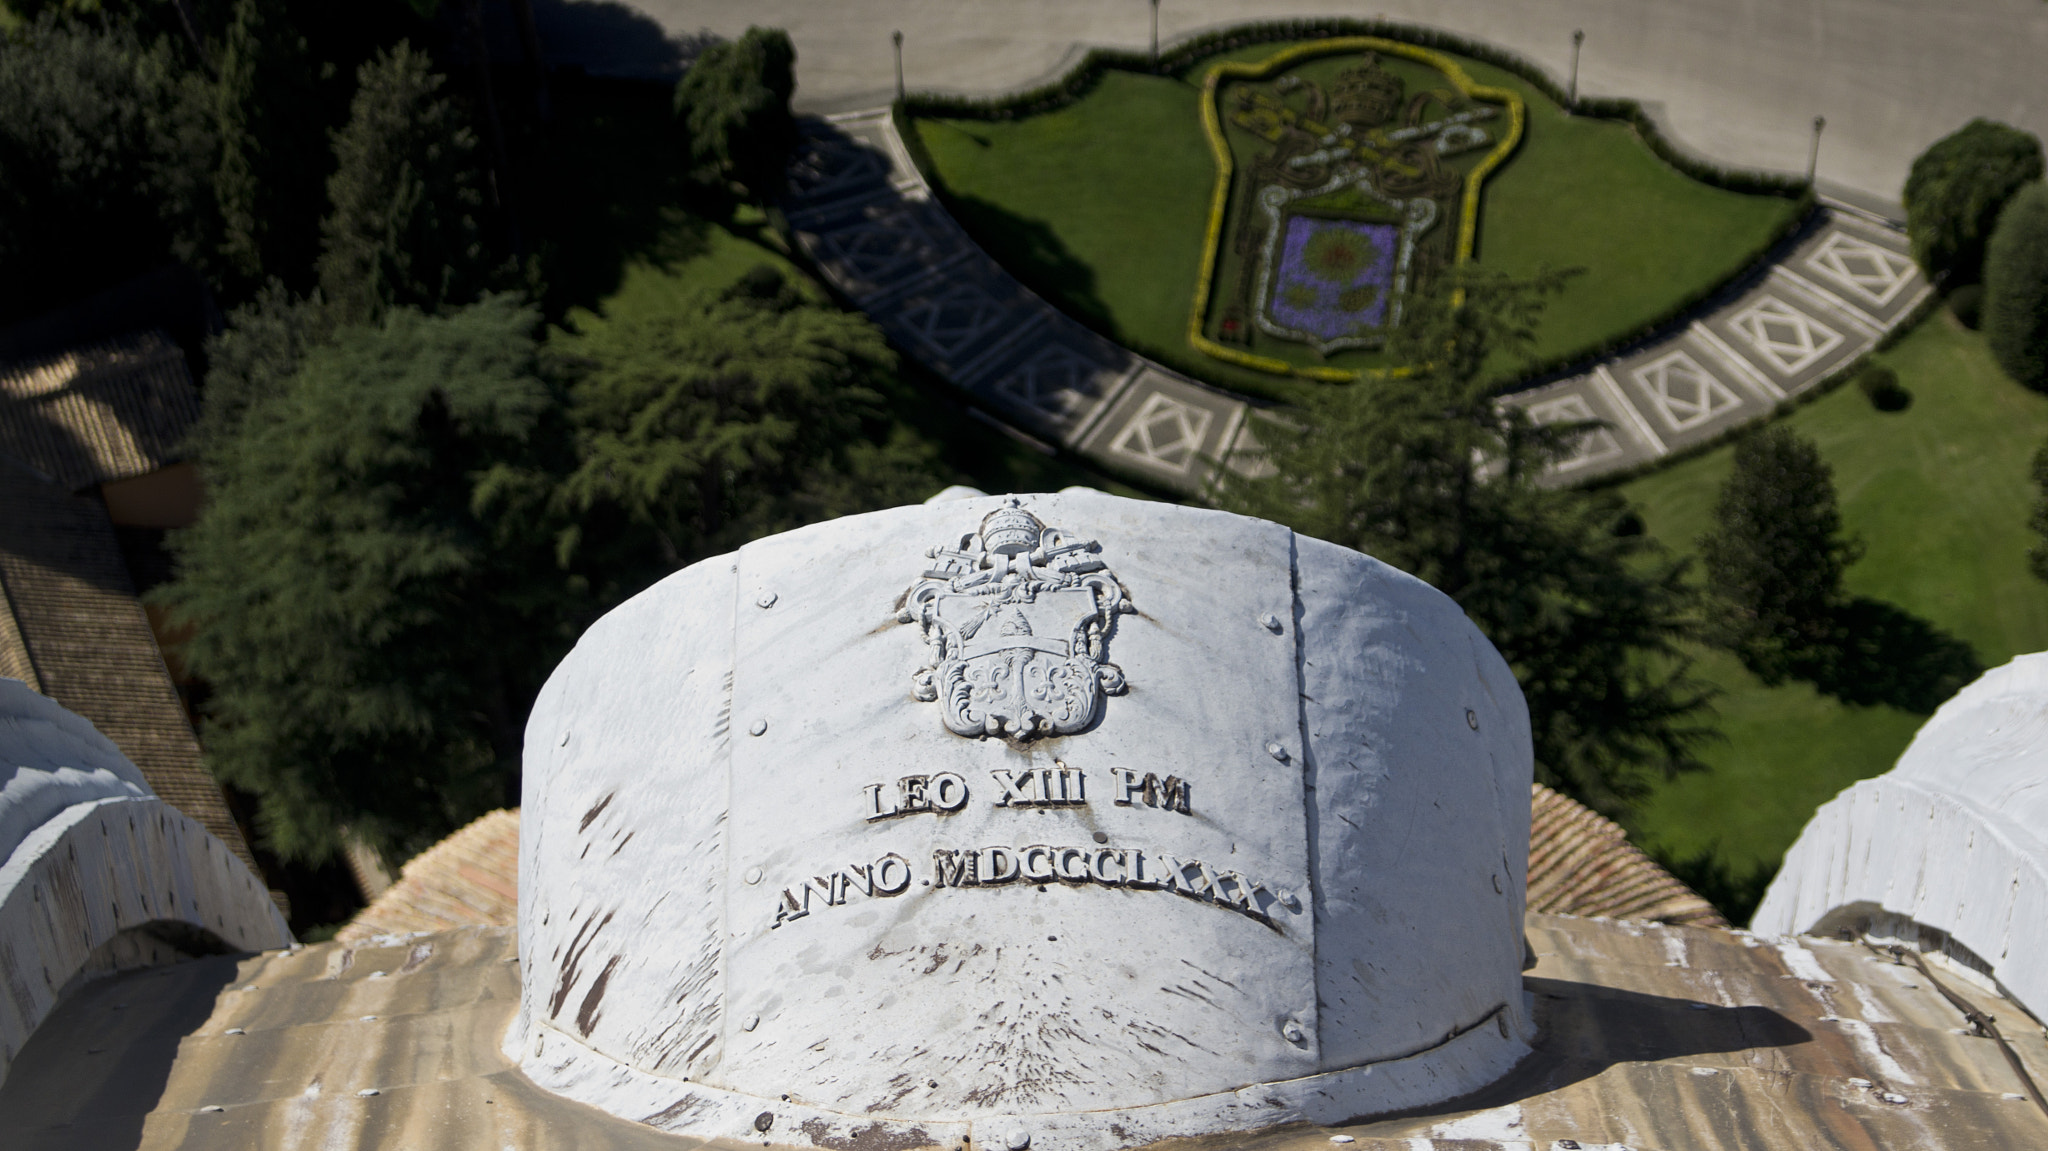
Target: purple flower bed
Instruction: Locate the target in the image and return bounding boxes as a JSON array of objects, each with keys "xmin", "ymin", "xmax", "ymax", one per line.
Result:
[{"xmin": 1266, "ymin": 216, "xmax": 1397, "ymax": 344}]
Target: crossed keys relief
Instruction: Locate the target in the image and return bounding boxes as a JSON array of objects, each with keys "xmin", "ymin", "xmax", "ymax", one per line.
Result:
[{"xmin": 898, "ymin": 501, "xmax": 1133, "ymax": 739}]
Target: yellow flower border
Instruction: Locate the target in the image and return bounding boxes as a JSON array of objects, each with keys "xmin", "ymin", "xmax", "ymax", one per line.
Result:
[{"xmin": 1188, "ymin": 38, "xmax": 1525, "ymax": 383}]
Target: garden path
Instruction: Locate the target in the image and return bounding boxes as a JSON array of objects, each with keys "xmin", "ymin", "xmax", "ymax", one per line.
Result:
[{"xmin": 783, "ymin": 109, "xmax": 1930, "ymax": 491}]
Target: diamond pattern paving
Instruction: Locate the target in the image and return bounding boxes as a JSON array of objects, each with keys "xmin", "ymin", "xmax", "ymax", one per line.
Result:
[
  {"xmin": 1109, "ymin": 393, "xmax": 1214, "ymax": 473},
  {"xmin": 787, "ymin": 137, "xmax": 890, "ymax": 206},
  {"xmin": 813, "ymin": 206, "xmax": 955, "ymax": 290},
  {"xmin": 1727, "ymin": 296, "xmax": 1844, "ymax": 375},
  {"xmin": 894, "ymin": 282, "xmax": 1012, "ymax": 359},
  {"xmin": 1804, "ymin": 231, "xmax": 1916, "ymax": 309},
  {"xmin": 1633, "ymin": 351, "xmax": 1742, "ymax": 432},
  {"xmin": 1526, "ymin": 394, "xmax": 1623, "ymax": 471},
  {"xmin": 993, "ymin": 343, "xmax": 1119, "ymax": 425}
]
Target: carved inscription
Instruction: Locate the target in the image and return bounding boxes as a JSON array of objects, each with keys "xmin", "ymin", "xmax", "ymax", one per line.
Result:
[
  {"xmin": 772, "ymin": 853, "xmax": 914, "ymax": 928},
  {"xmin": 933, "ymin": 844, "xmax": 1279, "ymax": 920},
  {"xmin": 1111, "ymin": 769, "xmax": 1191, "ymax": 814},
  {"xmin": 992, "ymin": 766, "xmax": 1086, "ymax": 806},
  {"xmin": 865, "ymin": 773, "xmax": 971, "ymax": 820},
  {"xmin": 900, "ymin": 500, "xmax": 1133, "ymax": 739}
]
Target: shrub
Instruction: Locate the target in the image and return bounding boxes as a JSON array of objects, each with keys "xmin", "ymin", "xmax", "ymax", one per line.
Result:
[
  {"xmin": 1904, "ymin": 119, "xmax": 2043, "ymax": 288},
  {"xmin": 1985, "ymin": 182, "xmax": 2048, "ymax": 392},
  {"xmin": 673, "ymin": 27, "xmax": 796, "ymax": 202},
  {"xmin": 1856, "ymin": 364, "xmax": 1911, "ymax": 411}
]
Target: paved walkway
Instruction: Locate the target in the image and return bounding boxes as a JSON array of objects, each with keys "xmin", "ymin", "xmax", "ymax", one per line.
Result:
[{"xmin": 783, "ymin": 109, "xmax": 1930, "ymax": 491}]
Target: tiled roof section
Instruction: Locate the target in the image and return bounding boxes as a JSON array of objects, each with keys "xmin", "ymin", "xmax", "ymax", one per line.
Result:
[
  {"xmin": 0, "ymin": 465, "xmax": 256, "ymax": 874},
  {"xmin": 0, "ymin": 330, "xmax": 200, "ymax": 491},
  {"xmin": 336, "ymin": 809, "xmax": 520, "ymax": 943},
  {"xmin": 1528, "ymin": 782, "xmax": 1727, "ymax": 927}
]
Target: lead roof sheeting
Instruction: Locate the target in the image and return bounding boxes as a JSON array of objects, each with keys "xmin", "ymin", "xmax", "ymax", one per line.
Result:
[{"xmin": 0, "ymin": 331, "xmax": 200, "ymax": 491}]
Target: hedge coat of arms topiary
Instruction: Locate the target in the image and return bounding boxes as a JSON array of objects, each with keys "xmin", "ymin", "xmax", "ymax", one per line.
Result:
[{"xmin": 1985, "ymin": 181, "xmax": 2048, "ymax": 393}]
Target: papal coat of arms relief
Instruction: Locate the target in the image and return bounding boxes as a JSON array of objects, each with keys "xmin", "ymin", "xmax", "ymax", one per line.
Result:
[{"xmin": 899, "ymin": 501, "xmax": 1133, "ymax": 739}]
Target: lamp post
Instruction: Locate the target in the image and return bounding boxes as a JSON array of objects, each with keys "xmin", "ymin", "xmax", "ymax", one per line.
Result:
[
  {"xmin": 1150, "ymin": 0, "xmax": 1160, "ymax": 68},
  {"xmin": 1808, "ymin": 115, "xmax": 1826, "ymax": 185},
  {"xmin": 1568, "ymin": 29, "xmax": 1584, "ymax": 109},
  {"xmin": 893, "ymin": 30, "xmax": 904, "ymax": 102}
]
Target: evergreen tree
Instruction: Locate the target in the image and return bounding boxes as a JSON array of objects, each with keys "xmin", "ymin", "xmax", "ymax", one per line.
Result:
[
  {"xmin": 317, "ymin": 42, "xmax": 492, "ymax": 328},
  {"xmin": 160, "ymin": 294, "xmax": 573, "ymax": 865},
  {"xmin": 672, "ymin": 27, "xmax": 797, "ymax": 202},
  {"xmin": 213, "ymin": 0, "xmax": 327, "ymax": 293},
  {"xmin": 1217, "ymin": 270, "xmax": 1713, "ymax": 819},
  {"xmin": 1904, "ymin": 119, "xmax": 2044, "ymax": 289},
  {"xmin": 555, "ymin": 269, "xmax": 945, "ymax": 600},
  {"xmin": 0, "ymin": 15, "xmax": 217, "ymax": 321},
  {"xmin": 1984, "ymin": 182, "xmax": 2048, "ymax": 393},
  {"xmin": 1699, "ymin": 427, "xmax": 1861, "ymax": 684}
]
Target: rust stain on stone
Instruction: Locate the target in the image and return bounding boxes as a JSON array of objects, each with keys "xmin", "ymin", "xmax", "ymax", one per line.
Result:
[
  {"xmin": 576, "ymin": 954, "xmax": 621, "ymax": 1037},
  {"xmin": 800, "ymin": 1117, "xmax": 943, "ymax": 1151},
  {"xmin": 580, "ymin": 792, "xmax": 616, "ymax": 833}
]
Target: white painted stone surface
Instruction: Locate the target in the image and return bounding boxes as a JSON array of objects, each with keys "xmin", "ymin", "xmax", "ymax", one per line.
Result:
[
  {"xmin": 512, "ymin": 492, "xmax": 1535, "ymax": 1147},
  {"xmin": 1755, "ymin": 652, "xmax": 2048, "ymax": 1016},
  {"xmin": 0, "ymin": 679, "xmax": 292, "ymax": 1087}
]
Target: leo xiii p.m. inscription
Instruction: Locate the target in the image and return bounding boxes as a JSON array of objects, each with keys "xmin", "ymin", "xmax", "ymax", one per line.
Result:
[{"xmin": 900, "ymin": 500, "xmax": 1134, "ymax": 739}]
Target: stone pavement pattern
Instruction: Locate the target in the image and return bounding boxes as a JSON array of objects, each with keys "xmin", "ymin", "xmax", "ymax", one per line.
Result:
[
  {"xmin": 786, "ymin": 111, "xmax": 1248, "ymax": 494},
  {"xmin": 628, "ymin": 0, "xmax": 2048, "ymax": 216},
  {"xmin": 785, "ymin": 110, "xmax": 1929, "ymax": 488}
]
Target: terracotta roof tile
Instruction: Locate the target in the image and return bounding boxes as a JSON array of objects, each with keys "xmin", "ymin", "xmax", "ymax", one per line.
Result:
[
  {"xmin": 1527, "ymin": 782, "xmax": 1726, "ymax": 927},
  {"xmin": 336, "ymin": 809, "xmax": 521, "ymax": 943},
  {"xmin": 0, "ymin": 330, "xmax": 200, "ymax": 491}
]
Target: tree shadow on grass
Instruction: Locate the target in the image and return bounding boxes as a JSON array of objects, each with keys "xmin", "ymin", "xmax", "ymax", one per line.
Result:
[
  {"xmin": 942, "ymin": 192, "xmax": 1119, "ymax": 340},
  {"xmin": 1799, "ymin": 596, "xmax": 1983, "ymax": 714}
]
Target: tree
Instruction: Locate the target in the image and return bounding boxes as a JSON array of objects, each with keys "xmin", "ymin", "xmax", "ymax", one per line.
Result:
[
  {"xmin": 1985, "ymin": 182, "xmax": 2048, "ymax": 393},
  {"xmin": 317, "ymin": 42, "xmax": 493, "ymax": 328},
  {"xmin": 0, "ymin": 15, "xmax": 217, "ymax": 321},
  {"xmin": 160, "ymin": 294, "xmax": 574, "ymax": 865},
  {"xmin": 555, "ymin": 268, "xmax": 945, "ymax": 600},
  {"xmin": 1699, "ymin": 427, "xmax": 1861, "ymax": 685},
  {"xmin": 672, "ymin": 27, "xmax": 797, "ymax": 202},
  {"xmin": 1217, "ymin": 270, "xmax": 1714, "ymax": 819},
  {"xmin": 1904, "ymin": 119, "xmax": 2043, "ymax": 289},
  {"xmin": 213, "ymin": 0, "xmax": 327, "ymax": 293}
]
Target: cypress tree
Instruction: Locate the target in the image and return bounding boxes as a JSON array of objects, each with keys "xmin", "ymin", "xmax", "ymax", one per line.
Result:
[
  {"xmin": 1699, "ymin": 427, "xmax": 1861, "ymax": 684},
  {"xmin": 1984, "ymin": 182, "xmax": 2048, "ymax": 393},
  {"xmin": 317, "ymin": 42, "xmax": 491, "ymax": 328}
]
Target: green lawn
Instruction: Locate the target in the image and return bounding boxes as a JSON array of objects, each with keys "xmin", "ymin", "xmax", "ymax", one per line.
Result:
[
  {"xmin": 1621, "ymin": 315, "xmax": 2048, "ymax": 872},
  {"xmin": 913, "ymin": 43, "xmax": 1800, "ymax": 400}
]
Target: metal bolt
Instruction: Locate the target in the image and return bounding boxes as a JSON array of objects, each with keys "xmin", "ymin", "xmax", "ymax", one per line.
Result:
[
  {"xmin": 200, "ymin": 1105, "xmax": 224, "ymax": 1113},
  {"xmin": 1006, "ymin": 1131, "xmax": 1030, "ymax": 1151},
  {"xmin": 1260, "ymin": 612, "xmax": 1283, "ymax": 633},
  {"xmin": 1465, "ymin": 709, "xmax": 1479, "ymax": 730},
  {"xmin": 1281, "ymin": 1020, "xmax": 1307, "ymax": 1044},
  {"xmin": 559, "ymin": 731, "xmax": 570, "ymax": 746},
  {"xmin": 744, "ymin": 867, "xmax": 763, "ymax": 885},
  {"xmin": 1279, "ymin": 890, "xmax": 1301, "ymax": 912},
  {"xmin": 743, "ymin": 1014, "xmax": 760, "ymax": 1032},
  {"xmin": 749, "ymin": 719, "xmax": 768, "ymax": 737},
  {"xmin": 1329, "ymin": 1138, "xmax": 1355, "ymax": 1145},
  {"xmin": 356, "ymin": 1088, "xmax": 381, "ymax": 1097},
  {"xmin": 1265, "ymin": 741, "xmax": 1289, "ymax": 763},
  {"xmin": 755, "ymin": 1112, "xmax": 775, "ymax": 1132},
  {"xmin": 1092, "ymin": 831, "xmax": 1108, "ymax": 844},
  {"xmin": 225, "ymin": 1028, "xmax": 246, "ymax": 1036},
  {"xmin": 757, "ymin": 592, "xmax": 778, "ymax": 608}
]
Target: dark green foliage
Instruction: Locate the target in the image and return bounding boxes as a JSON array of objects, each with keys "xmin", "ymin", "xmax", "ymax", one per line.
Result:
[
  {"xmin": 159, "ymin": 294, "xmax": 573, "ymax": 864},
  {"xmin": 1856, "ymin": 364, "xmax": 1911, "ymax": 412},
  {"xmin": 555, "ymin": 270, "xmax": 945, "ymax": 600},
  {"xmin": 0, "ymin": 15, "xmax": 217, "ymax": 321},
  {"xmin": 1904, "ymin": 119, "xmax": 2043, "ymax": 288},
  {"xmin": 1217, "ymin": 270, "xmax": 1714, "ymax": 820},
  {"xmin": 214, "ymin": 0, "xmax": 327, "ymax": 292},
  {"xmin": 1949, "ymin": 282, "xmax": 1984, "ymax": 329},
  {"xmin": 672, "ymin": 27, "xmax": 797, "ymax": 201},
  {"xmin": 1701, "ymin": 427, "xmax": 1860, "ymax": 683},
  {"xmin": 2027, "ymin": 440, "xmax": 2048, "ymax": 586},
  {"xmin": 1984, "ymin": 182, "xmax": 2048, "ymax": 393},
  {"xmin": 187, "ymin": 281, "xmax": 334, "ymax": 455},
  {"xmin": 317, "ymin": 42, "xmax": 491, "ymax": 327}
]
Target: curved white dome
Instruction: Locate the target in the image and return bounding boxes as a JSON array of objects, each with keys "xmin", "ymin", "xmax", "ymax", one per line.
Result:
[{"xmin": 511, "ymin": 491, "xmax": 1534, "ymax": 1147}]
